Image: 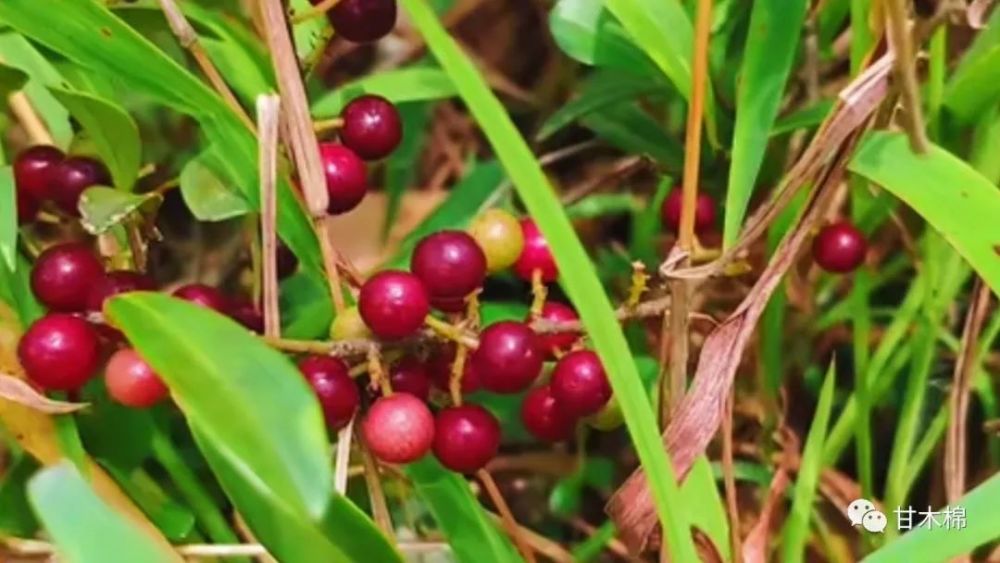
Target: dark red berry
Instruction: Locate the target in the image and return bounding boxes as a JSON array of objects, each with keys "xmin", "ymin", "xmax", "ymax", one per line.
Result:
[
  {"xmin": 172, "ymin": 284, "xmax": 229, "ymax": 313},
  {"xmin": 521, "ymin": 385, "xmax": 577, "ymax": 442},
  {"xmin": 229, "ymin": 299, "xmax": 264, "ymax": 333},
  {"xmin": 16, "ymin": 191, "xmax": 39, "ymax": 224},
  {"xmin": 433, "ymin": 404, "xmax": 501, "ymax": 473},
  {"xmin": 18, "ymin": 314, "xmax": 100, "ymax": 391},
  {"xmin": 532, "ymin": 301, "xmax": 579, "ymax": 357},
  {"xmin": 48, "ymin": 156, "xmax": 111, "ymax": 215},
  {"xmin": 86, "ymin": 270, "xmax": 155, "ymax": 312},
  {"xmin": 550, "ymin": 350, "xmax": 611, "ymax": 417},
  {"xmin": 14, "ymin": 145, "xmax": 64, "ymax": 202},
  {"xmin": 276, "ymin": 241, "xmax": 298, "ymax": 279},
  {"xmin": 428, "ymin": 345, "xmax": 481, "ymax": 394},
  {"xmin": 340, "ymin": 95, "xmax": 402, "ymax": 160},
  {"xmin": 358, "ymin": 270, "xmax": 429, "ymax": 340},
  {"xmin": 298, "ymin": 355, "xmax": 359, "ymax": 430},
  {"xmin": 513, "ymin": 218, "xmax": 557, "ymax": 283},
  {"xmin": 411, "ymin": 231, "xmax": 487, "ymax": 302},
  {"xmin": 319, "ymin": 142, "xmax": 368, "ymax": 215},
  {"xmin": 362, "ymin": 393, "xmax": 434, "ymax": 464},
  {"xmin": 472, "ymin": 321, "xmax": 543, "ymax": 394},
  {"xmin": 105, "ymin": 348, "xmax": 168, "ymax": 408},
  {"xmin": 388, "ymin": 357, "xmax": 432, "ymax": 401},
  {"xmin": 328, "ymin": 0, "xmax": 397, "ymax": 43},
  {"xmin": 812, "ymin": 221, "xmax": 867, "ymax": 273},
  {"xmin": 430, "ymin": 295, "xmax": 467, "ymax": 314},
  {"xmin": 660, "ymin": 189, "xmax": 716, "ymax": 234},
  {"xmin": 31, "ymin": 243, "xmax": 104, "ymax": 312}
]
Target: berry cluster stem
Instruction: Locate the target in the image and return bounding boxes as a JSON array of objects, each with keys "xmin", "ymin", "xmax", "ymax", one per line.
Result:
[
  {"xmin": 529, "ymin": 269, "xmax": 547, "ymax": 319},
  {"xmin": 477, "ymin": 469, "xmax": 537, "ymax": 563}
]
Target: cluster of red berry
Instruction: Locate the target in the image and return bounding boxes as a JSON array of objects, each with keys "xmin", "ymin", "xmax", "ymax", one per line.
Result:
[{"xmin": 13, "ymin": 146, "xmax": 111, "ymax": 222}]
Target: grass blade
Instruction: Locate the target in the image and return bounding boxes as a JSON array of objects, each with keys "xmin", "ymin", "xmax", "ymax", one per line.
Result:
[{"xmin": 0, "ymin": 167, "xmax": 16, "ymax": 270}]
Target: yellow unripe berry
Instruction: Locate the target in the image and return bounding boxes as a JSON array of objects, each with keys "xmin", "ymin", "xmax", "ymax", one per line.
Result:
[{"xmin": 467, "ymin": 209, "xmax": 524, "ymax": 274}]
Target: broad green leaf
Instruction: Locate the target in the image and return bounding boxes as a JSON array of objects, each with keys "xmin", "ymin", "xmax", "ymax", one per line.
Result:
[
  {"xmin": 406, "ymin": 458, "xmax": 522, "ymax": 563},
  {"xmin": 537, "ymin": 71, "xmax": 663, "ymax": 141},
  {"xmin": 280, "ymin": 271, "xmax": 335, "ymax": 339},
  {"xmin": 400, "ymin": 0, "xmax": 697, "ymax": 559},
  {"xmin": 548, "ymin": 0, "xmax": 658, "ymax": 76},
  {"xmin": 0, "ymin": 253, "xmax": 44, "ymax": 326},
  {"xmin": 944, "ymin": 46, "xmax": 1000, "ymax": 123},
  {"xmin": 79, "ymin": 187, "xmax": 160, "ymax": 235},
  {"xmin": 179, "ymin": 149, "xmax": 251, "ymax": 221},
  {"xmin": 195, "ymin": 425, "xmax": 402, "ymax": 563},
  {"xmin": 312, "ymin": 66, "xmax": 457, "ymax": 117},
  {"xmin": 723, "ymin": 0, "xmax": 807, "ymax": 247},
  {"xmin": 28, "ymin": 461, "xmax": 182, "ymax": 563},
  {"xmin": 291, "ymin": 0, "xmax": 332, "ymax": 64},
  {"xmin": 581, "ymin": 101, "xmax": 683, "ymax": 171},
  {"xmin": 49, "ymin": 87, "xmax": 142, "ymax": 191},
  {"xmin": 0, "ymin": 454, "xmax": 38, "ymax": 536},
  {"xmin": 0, "ymin": 62, "xmax": 27, "ymax": 99},
  {"xmin": 0, "ymin": 32, "xmax": 73, "ymax": 148},
  {"xmin": 0, "ymin": 167, "xmax": 16, "ymax": 270},
  {"xmin": 849, "ymin": 132, "xmax": 1000, "ymax": 297},
  {"xmin": 105, "ymin": 293, "xmax": 332, "ymax": 520},
  {"xmin": 781, "ymin": 363, "xmax": 836, "ymax": 562}
]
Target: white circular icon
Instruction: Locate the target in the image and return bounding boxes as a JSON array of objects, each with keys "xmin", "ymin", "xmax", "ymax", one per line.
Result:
[
  {"xmin": 847, "ymin": 498, "xmax": 875, "ymax": 527},
  {"xmin": 862, "ymin": 509, "xmax": 888, "ymax": 533}
]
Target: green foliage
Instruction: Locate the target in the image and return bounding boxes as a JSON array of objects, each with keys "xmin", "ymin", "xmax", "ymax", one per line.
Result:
[
  {"xmin": 78, "ymin": 187, "xmax": 160, "ymax": 235},
  {"xmin": 178, "ymin": 148, "xmax": 251, "ymax": 222},
  {"xmin": 549, "ymin": 0, "xmax": 658, "ymax": 76},
  {"xmin": 0, "ymin": 166, "xmax": 16, "ymax": 270},
  {"xmin": 311, "ymin": 66, "xmax": 456, "ymax": 116}
]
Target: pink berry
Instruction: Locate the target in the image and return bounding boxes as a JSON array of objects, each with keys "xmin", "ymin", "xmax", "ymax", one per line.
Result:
[
  {"xmin": 172, "ymin": 284, "xmax": 229, "ymax": 313},
  {"xmin": 411, "ymin": 231, "xmax": 487, "ymax": 302},
  {"xmin": 105, "ymin": 348, "xmax": 168, "ymax": 408},
  {"xmin": 298, "ymin": 355, "xmax": 359, "ymax": 431},
  {"xmin": 531, "ymin": 301, "xmax": 579, "ymax": 357},
  {"xmin": 328, "ymin": 0, "xmax": 397, "ymax": 43},
  {"xmin": 521, "ymin": 385, "xmax": 577, "ymax": 442},
  {"xmin": 358, "ymin": 271, "xmax": 429, "ymax": 340},
  {"xmin": 362, "ymin": 394, "xmax": 434, "ymax": 464},
  {"xmin": 48, "ymin": 156, "xmax": 111, "ymax": 215},
  {"xmin": 472, "ymin": 321, "xmax": 543, "ymax": 394},
  {"xmin": 660, "ymin": 189, "xmax": 716, "ymax": 234},
  {"xmin": 550, "ymin": 350, "xmax": 611, "ymax": 416},
  {"xmin": 388, "ymin": 357, "xmax": 432, "ymax": 401},
  {"xmin": 86, "ymin": 270, "xmax": 155, "ymax": 312},
  {"xmin": 18, "ymin": 314, "xmax": 100, "ymax": 391},
  {"xmin": 340, "ymin": 95, "xmax": 402, "ymax": 160},
  {"xmin": 433, "ymin": 404, "xmax": 501, "ymax": 473},
  {"xmin": 319, "ymin": 142, "xmax": 368, "ymax": 215},
  {"xmin": 513, "ymin": 218, "xmax": 557, "ymax": 282},
  {"xmin": 31, "ymin": 243, "xmax": 104, "ymax": 312},
  {"xmin": 812, "ymin": 221, "xmax": 867, "ymax": 274},
  {"xmin": 14, "ymin": 145, "xmax": 64, "ymax": 202}
]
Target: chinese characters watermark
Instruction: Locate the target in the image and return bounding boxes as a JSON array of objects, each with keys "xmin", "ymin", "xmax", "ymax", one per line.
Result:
[{"xmin": 847, "ymin": 498, "xmax": 967, "ymax": 533}]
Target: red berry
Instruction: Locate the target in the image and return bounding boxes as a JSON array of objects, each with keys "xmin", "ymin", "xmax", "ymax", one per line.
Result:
[
  {"xmin": 328, "ymin": 0, "xmax": 397, "ymax": 43},
  {"xmin": 428, "ymin": 345, "xmax": 481, "ymax": 394},
  {"xmin": 340, "ymin": 95, "xmax": 402, "ymax": 160},
  {"xmin": 18, "ymin": 314, "xmax": 100, "ymax": 391},
  {"xmin": 532, "ymin": 301, "xmax": 579, "ymax": 357},
  {"xmin": 358, "ymin": 271, "xmax": 429, "ymax": 340},
  {"xmin": 550, "ymin": 350, "xmax": 611, "ymax": 417},
  {"xmin": 362, "ymin": 393, "xmax": 434, "ymax": 464},
  {"xmin": 660, "ymin": 189, "xmax": 716, "ymax": 234},
  {"xmin": 521, "ymin": 385, "xmax": 577, "ymax": 442},
  {"xmin": 172, "ymin": 284, "xmax": 229, "ymax": 313},
  {"xmin": 48, "ymin": 156, "xmax": 111, "ymax": 215},
  {"xmin": 513, "ymin": 218, "xmax": 557, "ymax": 282},
  {"xmin": 433, "ymin": 404, "xmax": 501, "ymax": 473},
  {"xmin": 14, "ymin": 145, "xmax": 64, "ymax": 202},
  {"xmin": 319, "ymin": 142, "xmax": 368, "ymax": 215},
  {"xmin": 812, "ymin": 221, "xmax": 867, "ymax": 274},
  {"xmin": 105, "ymin": 348, "xmax": 168, "ymax": 408},
  {"xmin": 411, "ymin": 231, "xmax": 487, "ymax": 302},
  {"xmin": 430, "ymin": 295, "xmax": 468, "ymax": 314},
  {"xmin": 86, "ymin": 270, "xmax": 155, "ymax": 312},
  {"xmin": 388, "ymin": 357, "xmax": 432, "ymax": 401},
  {"xmin": 276, "ymin": 241, "xmax": 298, "ymax": 279},
  {"xmin": 298, "ymin": 355, "xmax": 359, "ymax": 430},
  {"xmin": 472, "ymin": 321, "xmax": 543, "ymax": 394},
  {"xmin": 16, "ymin": 191, "xmax": 39, "ymax": 224},
  {"xmin": 31, "ymin": 243, "xmax": 104, "ymax": 312},
  {"xmin": 229, "ymin": 299, "xmax": 264, "ymax": 333}
]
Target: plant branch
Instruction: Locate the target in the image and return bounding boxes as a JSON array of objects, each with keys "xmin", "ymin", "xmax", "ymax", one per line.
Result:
[
  {"xmin": 356, "ymin": 427, "xmax": 395, "ymax": 541},
  {"xmin": 257, "ymin": 94, "xmax": 282, "ymax": 338},
  {"xmin": 8, "ymin": 91, "xmax": 54, "ymax": 146},
  {"xmin": 884, "ymin": 0, "xmax": 929, "ymax": 153},
  {"xmin": 478, "ymin": 469, "xmax": 537, "ymax": 563}
]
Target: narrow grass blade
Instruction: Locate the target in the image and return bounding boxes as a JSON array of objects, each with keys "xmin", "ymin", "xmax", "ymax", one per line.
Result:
[
  {"xmin": 312, "ymin": 66, "xmax": 456, "ymax": 116},
  {"xmin": 0, "ymin": 167, "xmax": 16, "ymax": 270}
]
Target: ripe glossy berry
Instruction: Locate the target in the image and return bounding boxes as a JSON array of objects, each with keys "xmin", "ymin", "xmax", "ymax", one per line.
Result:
[
  {"xmin": 468, "ymin": 209, "xmax": 524, "ymax": 274},
  {"xmin": 813, "ymin": 221, "xmax": 867, "ymax": 273},
  {"xmin": 229, "ymin": 299, "xmax": 264, "ymax": 333},
  {"xmin": 521, "ymin": 385, "xmax": 577, "ymax": 442},
  {"xmin": 16, "ymin": 191, "xmax": 39, "ymax": 224},
  {"xmin": 433, "ymin": 404, "xmax": 501, "ymax": 473},
  {"xmin": 428, "ymin": 345, "xmax": 481, "ymax": 394},
  {"xmin": 172, "ymin": 284, "xmax": 229, "ymax": 313},
  {"xmin": 18, "ymin": 314, "xmax": 100, "ymax": 391},
  {"xmin": 31, "ymin": 243, "xmax": 104, "ymax": 312},
  {"xmin": 298, "ymin": 355, "xmax": 359, "ymax": 430},
  {"xmin": 48, "ymin": 156, "xmax": 111, "ymax": 215},
  {"xmin": 358, "ymin": 270, "xmax": 429, "ymax": 340},
  {"xmin": 362, "ymin": 393, "xmax": 434, "ymax": 464},
  {"xmin": 328, "ymin": 0, "xmax": 397, "ymax": 43},
  {"xmin": 105, "ymin": 348, "xmax": 168, "ymax": 408},
  {"xmin": 660, "ymin": 189, "xmax": 716, "ymax": 234},
  {"xmin": 330, "ymin": 305, "xmax": 372, "ymax": 340},
  {"xmin": 472, "ymin": 321, "xmax": 543, "ymax": 394},
  {"xmin": 319, "ymin": 143, "xmax": 368, "ymax": 215},
  {"xmin": 411, "ymin": 231, "xmax": 487, "ymax": 302},
  {"xmin": 513, "ymin": 218, "xmax": 558, "ymax": 282},
  {"xmin": 551, "ymin": 350, "xmax": 611, "ymax": 417},
  {"xmin": 86, "ymin": 270, "xmax": 155, "ymax": 312},
  {"xmin": 14, "ymin": 145, "xmax": 64, "ymax": 201},
  {"xmin": 340, "ymin": 95, "xmax": 402, "ymax": 160},
  {"xmin": 532, "ymin": 301, "xmax": 579, "ymax": 357},
  {"xmin": 430, "ymin": 295, "xmax": 468, "ymax": 314},
  {"xmin": 276, "ymin": 242, "xmax": 298, "ymax": 279},
  {"xmin": 388, "ymin": 357, "xmax": 431, "ymax": 401}
]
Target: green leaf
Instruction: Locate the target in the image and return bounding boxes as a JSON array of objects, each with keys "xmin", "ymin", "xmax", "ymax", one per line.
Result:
[
  {"xmin": 566, "ymin": 194, "xmax": 641, "ymax": 219},
  {"xmin": 28, "ymin": 461, "xmax": 181, "ymax": 563},
  {"xmin": 384, "ymin": 103, "xmax": 433, "ymax": 238},
  {"xmin": 771, "ymin": 99, "xmax": 834, "ymax": 137},
  {"xmin": 0, "ymin": 61, "xmax": 27, "ymax": 99},
  {"xmin": 680, "ymin": 456, "xmax": 730, "ymax": 561},
  {"xmin": 0, "ymin": 253, "xmax": 44, "ymax": 326},
  {"xmin": 781, "ymin": 363, "xmax": 836, "ymax": 562},
  {"xmin": 105, "ymin": 292, "xmax": 332, "ymax": 520},
  {"xmin": 630, "ymin": 175, "xmax": 672, "ymax": 265},
  {"xmin": 581, "ymin": 101, "xmax": 683, "ymax": 170},
  {"xmin": 0, "ymin": 167, "xmax": 16, "ymax": 270},
  {"xmin": 406, "ymin": 458, "xmax": 522, "ymax": 563},
  {"xmin": 103, "ymin": 465, "xmax": 196, "ymax": 543},
  {"xmin": 280, "ymin": 271, "xmax": 335, "ymax": 339},
  {"xmin": 548, "ymin": 0, "xmax": 658, "ymax": 76},
  {"xmin": 537, "ymin": 71, "xmax": 663, "ymax": 141},
  {"xmin": 0, "ymin": 454, "xmax": 39, "ymax": 536},
  {"xmin": 0, "ymin": 32, "xmax": 73, "ymax": 148},
  {"xmin": 312, "ymin": 66, "xmax": 456, "ymax": 117},
  {"xmin": 724, "ymin": 0, "xmax": 807, "ymax": 247},
  {"xmin": 48, "ymin": 87, "xmax": 142, "ymax": 191},
  {"xmin": 400, "ymin": 0, "xmax": 697, "ymax": 559},
  {"xmin": 849, "ymin": 132, "xmax": 1000, "ymax": 297},
  {"xmin": 78, "ymin": 187, "xmax": 160, "ymax": 235},
  {"xmin": 179, "ymin": 149, "xmax": 251, "ymax": 222},
  {"xmin": 291, "ymin": 0, "xmax": 332, "ymax": 64}
]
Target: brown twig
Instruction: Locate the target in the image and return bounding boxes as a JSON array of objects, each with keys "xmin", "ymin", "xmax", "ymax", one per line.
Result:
[
  {"xmin": 355, "ymin": 426, "xmax": 395, "ymax": 542},
  {"xmin": 884, "ymin": 0, "xmax": 929, "ymax": 153},
  {"xmin": 333, "ymin": 416, "xmax": 354, "ymax": 494},
  {"xmin": 8, "ymin": 91, "xmax": 54, "ymax": 146},
  {"xmin": 257, "ymin": 94, "xmax": 282, "ymax": 339},
  {"xmin": 478, "ymin": 469, "xmax": 537, "ymax": 563},
  {"xmin": 721, "ymin": 391, "xmax": 742, "ymax": 562}
]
